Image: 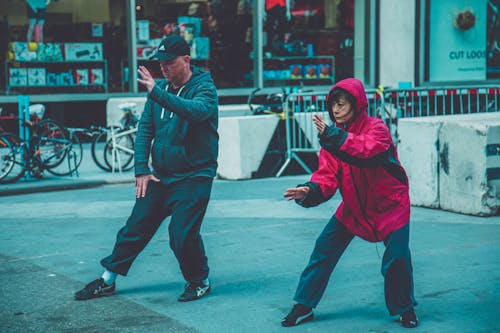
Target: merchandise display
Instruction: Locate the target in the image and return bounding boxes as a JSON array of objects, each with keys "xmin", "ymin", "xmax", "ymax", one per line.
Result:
[
  {"xmin": 73, "ymin": 69, "xmax": 89, "ymax": 85},
  {"xmin": 261, "ymin": 56, "xmax": 334, "ymax": 86},
  {"xmin": 90, "ymin": 68, "xmax": 104, "ymax": 85},
  {"xmin": 8, "ymin": 42, "xmax": 37, "ymax": 61},
  {"xmin": 8, "ymin": 68, "xmax": 28, "ymax": 86},
  {"xmin": 290, "ymin": 64, "xmax": 303, "ymax": 79},
  {"xmin": 5, "ymin": 41, "xmax": 107, "ymax": 93},
  {"xmin": 27, "ymin": 68, "xmax": 46, "ymax": 85},
  {"xmin": 318, "ymin": 64, "xmax": 331, "ymax": 78},
  {"xmin": 304, "ymin": 64, "xmax": 318, "ymax": 79},
  {"xmin": 1, "ymin": 0, "xmax": 354, "ymax": 94},
  {"xmin": 37, "ymin": 43, "xmax": 64, "ymax": 61},
  {"xmin": 64, "ymin": 43, "xmax": 103, "ymax": 61}
]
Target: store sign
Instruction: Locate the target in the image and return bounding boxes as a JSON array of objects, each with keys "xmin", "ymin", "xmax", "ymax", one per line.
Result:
[{"xmin": 429, "ymin": 0, "xmax": 486, "ymax": 81}]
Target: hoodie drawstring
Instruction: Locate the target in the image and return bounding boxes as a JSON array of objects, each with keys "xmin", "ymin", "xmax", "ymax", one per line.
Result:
[{"xmin": 161, "ymin": 84, "xmax": 185, "ymax": 119}]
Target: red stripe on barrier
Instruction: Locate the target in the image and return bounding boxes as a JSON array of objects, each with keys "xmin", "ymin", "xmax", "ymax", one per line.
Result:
[
  {"xmin": 446, "ymin": 89, "xmax": 457, "ymax": 95},
  {"xmin": 428, "ymin": 90, "xmax": 436, "ymax": 96},
  {"xmin": 469, "ymin": 89, "xmax": 477, "ymax": 95}
]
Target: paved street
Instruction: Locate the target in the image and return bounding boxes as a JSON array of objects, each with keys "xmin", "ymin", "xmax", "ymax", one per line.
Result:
[{"xmin": 1, "ymin": 175, "xmax": 499, "ymax": 333}]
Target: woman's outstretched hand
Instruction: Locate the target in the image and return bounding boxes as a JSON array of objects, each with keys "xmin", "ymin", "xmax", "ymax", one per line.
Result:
[{"xmin": 283, "ymin": 186, "xmax": 310, "ymax": 201}]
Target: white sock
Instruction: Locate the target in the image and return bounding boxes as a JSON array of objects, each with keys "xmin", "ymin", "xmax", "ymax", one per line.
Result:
[
  {"xmin": 202, "ymin": 278, "xmax": 210, "ymax": 286},
  {"xmin": 101, "ymin": 269, "xmax": 117, "ymax": 285}
]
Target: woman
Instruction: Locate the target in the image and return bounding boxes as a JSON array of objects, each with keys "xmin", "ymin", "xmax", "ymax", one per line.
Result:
[{"xmin": 281, "ymin": 78, "xmax": 418, "ymax": 329}]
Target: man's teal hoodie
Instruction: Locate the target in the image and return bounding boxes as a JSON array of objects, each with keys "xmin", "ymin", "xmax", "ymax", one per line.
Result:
[{"xmin": 134, "ymin": 67, "xmax": 219, "ymax": 184}]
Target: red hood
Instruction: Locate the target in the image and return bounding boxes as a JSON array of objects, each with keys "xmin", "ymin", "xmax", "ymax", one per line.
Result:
[{"xmin": 327, "ymin": 78, "xmax": 368, "ymax": 116}]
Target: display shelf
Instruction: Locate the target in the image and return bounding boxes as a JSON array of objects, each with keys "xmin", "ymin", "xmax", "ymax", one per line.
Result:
[
  {"xmin": 262, "ymin": 56, "xmax": 335, "ymax": 87},
  {"xmin": 5, "ymin": 60, "xmax": 108, "ymax": 94}
]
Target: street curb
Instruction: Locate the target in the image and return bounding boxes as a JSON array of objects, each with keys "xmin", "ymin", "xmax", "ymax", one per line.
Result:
[{"xmin": 0, "ymin": 178, "xmax": 134, "ymax": 196}]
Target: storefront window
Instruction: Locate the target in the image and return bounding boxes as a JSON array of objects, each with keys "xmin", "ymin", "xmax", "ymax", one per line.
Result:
[
  {"xmin": 425, "ymin": 0, "xmax": 499, "ymax": 82},
  {"xmin": 0, "ymin": 0, "xmax": 114, "ymax": 95},
  {"xmin": 128, "ymin": 0, "xmax": 254, "ymax": 90},
  {"xmin": 0, "ymin": 0, "xmax": 361, "ymax": 95},
  {"xmin": 261, "ymin": 0, "xmax": 355, "ymax": 87},
  {"xmin": 0, "ymin": 0, "xmax": 256, "ymax": 95}
]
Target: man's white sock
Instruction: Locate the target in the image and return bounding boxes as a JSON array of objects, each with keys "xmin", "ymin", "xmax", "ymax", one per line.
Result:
[
  {"xmin": 102, "ymin": 269, "xmax": 117, "ymax": 285},
  {"xmin": 202, "ymin": 278, "xmax": 209, "ymax": 286}
]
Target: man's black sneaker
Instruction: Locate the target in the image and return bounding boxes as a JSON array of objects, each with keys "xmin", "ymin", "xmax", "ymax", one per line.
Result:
[
  {"xmin": 400, "ymin": 308, "xmax": 418, "ymax": 328},
  {"xmin": 74, "ymin": 278, "xmax": 115, "ymax": 301},
  {"xmin": 281, "ymin": 303, "xmax": 314, "ymax": 327},
  {"xmin": 177, "ymin": 282, "xmax": 210, "ymax": 302}
]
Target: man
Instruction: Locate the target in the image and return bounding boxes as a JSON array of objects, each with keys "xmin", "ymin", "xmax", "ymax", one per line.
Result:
[
  {"xmin": 75, "ymin": 34, "xmax": 219, "ymax": 302},
  {"xmin": 281, "ymin": 78, "xmax": 418, "ymax": 328}
]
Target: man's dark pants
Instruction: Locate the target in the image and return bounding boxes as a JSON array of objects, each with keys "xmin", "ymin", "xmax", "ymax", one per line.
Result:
[
  {"xmin": 101, "ymin": 177, "xmax": 213, "ymax": 283},
  {"xmin": 293, "ymin": 216, "xmax": 417, "ymax": 315}
]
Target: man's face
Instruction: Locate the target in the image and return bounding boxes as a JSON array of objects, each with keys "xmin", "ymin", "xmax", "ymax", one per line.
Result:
[
  {"xmin": 159, "ymin": 55, "xmax": 189, "ymax": 82},
  {"xmin": 331, "ymin": 97, "xmax": 355, "ymax": 124}
]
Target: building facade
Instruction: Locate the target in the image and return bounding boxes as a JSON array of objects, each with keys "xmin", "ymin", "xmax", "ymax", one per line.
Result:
[{"xmin": 0, "ymin": 0, "xmax": 497, "ymax": 124}]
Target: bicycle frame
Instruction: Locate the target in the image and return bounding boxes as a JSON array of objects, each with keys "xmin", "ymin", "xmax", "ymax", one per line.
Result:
[{"xmin": 108, "ymin": 126, "xmax": 137, "ymax": 173}]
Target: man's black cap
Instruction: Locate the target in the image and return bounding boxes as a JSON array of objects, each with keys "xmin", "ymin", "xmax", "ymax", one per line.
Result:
[{"xmin": 151, "ymin": 35, "xmax": 190, "ymax": 61}]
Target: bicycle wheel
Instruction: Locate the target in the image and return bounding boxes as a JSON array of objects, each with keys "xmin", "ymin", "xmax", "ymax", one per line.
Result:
[
  {"xmin": 0, "ymin": 134, "xmax": 15, "ymax": 182},
  {"xmin": 91, "ymin": 128, "xmax": 113, "ymax": 172},
  {"xmin": 45, "ymin": 131, "xmax": 83, "ymax": 176},
  {"xmin": 103, "ymin": 132, "xmax": 135, "ymax": 172},
  {"xmin": 33, "ymin": 119, "xmax": 68, "ymax": 168},
  {"xmin": 0, "ymin": 133, "xmax": 27, "ymax": 184}
]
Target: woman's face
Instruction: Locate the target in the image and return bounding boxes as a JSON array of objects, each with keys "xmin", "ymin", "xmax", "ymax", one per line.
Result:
[{"xmin": 331, "ymin": 97, "xmax": 355, "ymax": 124}]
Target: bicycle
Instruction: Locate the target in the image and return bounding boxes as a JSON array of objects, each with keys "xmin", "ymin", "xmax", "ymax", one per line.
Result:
[
  {"xmin": 0, "ymin": 104, "xmax": 82, "ymax": 183},
  {"xmin": 90, "ymin": 102, "xmax": 139, "ymax": 172}
]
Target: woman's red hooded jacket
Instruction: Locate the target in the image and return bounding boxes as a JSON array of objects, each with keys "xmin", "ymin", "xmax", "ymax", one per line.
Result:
[{"xmin": 298, "ymin": 78, "xmax": 410, "ymax": 242}]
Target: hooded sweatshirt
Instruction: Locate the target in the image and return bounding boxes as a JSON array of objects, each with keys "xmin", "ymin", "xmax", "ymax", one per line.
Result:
[
  {"xmin": 134, "ymin": 67, "xmax": 219, "ymax": 184},
  {"xmin": 298, "ymin": 78, "xmax": 410, "ymax": 242}
]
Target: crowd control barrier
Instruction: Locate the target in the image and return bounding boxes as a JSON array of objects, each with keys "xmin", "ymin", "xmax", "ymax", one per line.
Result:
[{"xmin": 275, "ymin": 85, "xmax": 500, "ymax": 177}]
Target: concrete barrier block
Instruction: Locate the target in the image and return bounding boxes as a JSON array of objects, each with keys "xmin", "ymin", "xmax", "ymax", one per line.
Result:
[
  {"xmin": 218, "ymin": 104, "xmax": 256, "ymax": 117},
  {"xmin": 107, "ymin": 101, "xmax": 254, "ymax": 127},
  {"xmin": 398, "ymin": 118, "xmax": 442, "ymax": 207},
  {"xmin": 438, "ymin": 115, "xmax": 500, "ymax": 216},
  {"xmin": 217, "ymin": 115, "xmax": 279, "ymax": 180}
]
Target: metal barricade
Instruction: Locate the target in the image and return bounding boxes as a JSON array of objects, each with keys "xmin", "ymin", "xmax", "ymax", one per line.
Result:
[
  {"xmin": 276, "ymin": 88, "xmax": 382, "ymax": 176},
  {"xmin": 275, "ymin": 91, "xmax": 326, "ymax": 177},
  {"xmin": 383, "ymin": 85, "xmax": 500, "ymax": 118},
  {"xmin": 275, "ymin": 85, "xmax": 500, "ymax": 177}
]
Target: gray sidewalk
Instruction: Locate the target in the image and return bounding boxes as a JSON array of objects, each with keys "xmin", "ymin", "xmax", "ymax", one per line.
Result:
[{"xmin": 1, "ymin": 145, "xmax": 499, "ymax": 332}]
